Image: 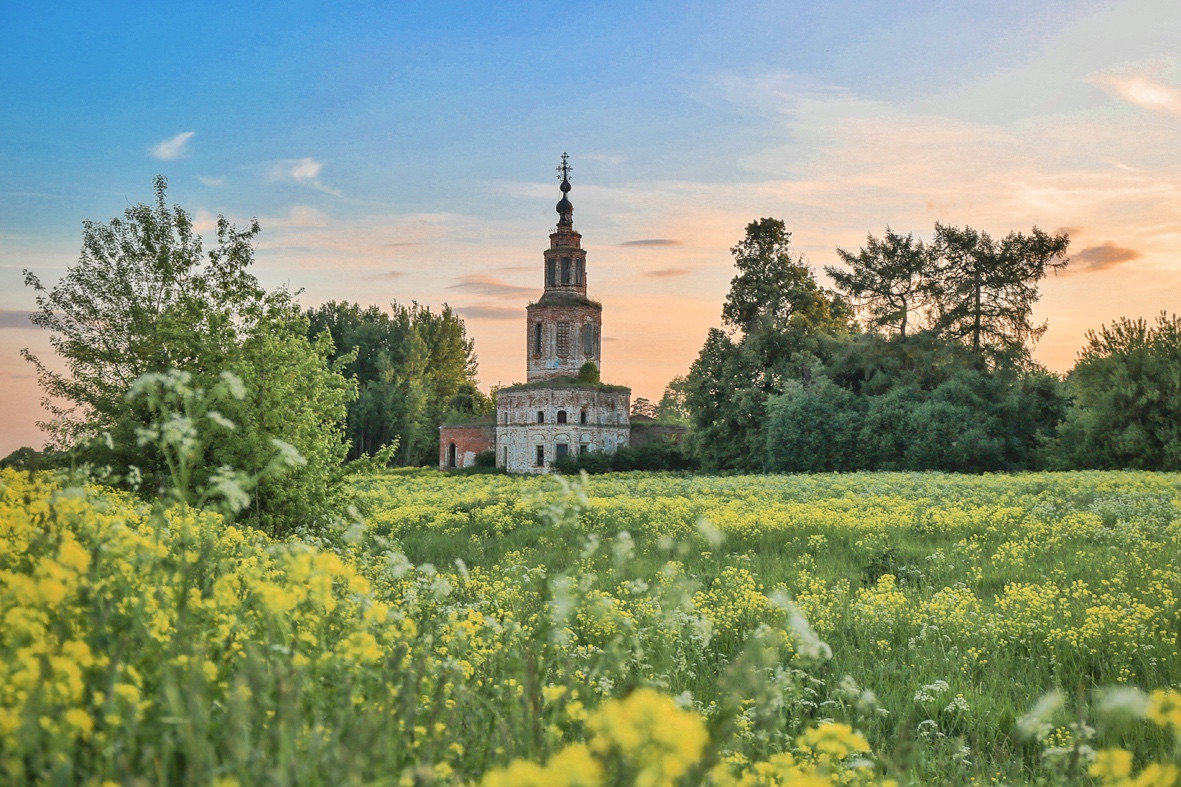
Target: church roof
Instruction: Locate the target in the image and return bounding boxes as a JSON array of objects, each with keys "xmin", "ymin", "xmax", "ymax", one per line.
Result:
[{"xmin": 529, "ymin": 290, "xmax": 601, "ymax": 309}]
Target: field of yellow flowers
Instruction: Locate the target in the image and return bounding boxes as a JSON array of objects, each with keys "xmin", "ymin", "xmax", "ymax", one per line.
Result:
[{"xmin": 3, "ymin": 467, "xmax": 1180, "ymax": 784}]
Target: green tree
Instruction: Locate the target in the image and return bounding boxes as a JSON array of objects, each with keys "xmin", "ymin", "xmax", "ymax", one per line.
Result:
[
  {"xmin": 630, "ymin": 397, "xmax": 657, "ymax": 419},
  {"xmin": 765, "ymin": 377, "xmax": 865, "ymax": 472},
  {"xmin": 722, "ymin": 218, "xmax": 852, "ymax": 333},
  {"xmin": 1047, "ymin": 313, "xmax": 1181, "ymax": 470},
  {"xmin": 826, "ymin": 227, "xmax": 933, "ymax": 338},
  {"xmin": 655, "ymin": 376, "xmax": 690, "ymax": 423},
  {"xmin": 22, "ymin": 176, "xmax": 354, "ymax": 535},
  {"xmin": 930, "ymin": 224, "xmax": 1069, "ymax": 358},
  {"xmin": 305, "ymin": 300, "xmax": 485, "ymax": 465},
  {"xmin": 23, "ymin": 175, "xmax": 263, "ymax": 448},
  {"xmin": 685, "ymin": 219, "xmax": 853, "ymax": 470}
]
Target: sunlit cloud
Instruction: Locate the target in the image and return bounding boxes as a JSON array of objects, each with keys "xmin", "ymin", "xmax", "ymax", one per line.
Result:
[
  {"xmin": 447, "ymin": 274, "xmax": 534, "ymax": 299},
  {"xmin": 362, "ymin": 270, "xmax": 405, "ymax": 281},
  {"xmin": 150, "ymin": 131, "xmax": 195, "ymax": 160},
  {"xmin": 1070, "ymin": 242, "xmax": 1142, "ymax": 273},
  {"xmin": 0, "ymin": 310, "xmax": 38, "ymax": 330},
  {"xmin": 620, "ymin": 238, "xmax": 681, "ymax": 246},
  {"xmin": 455, "ymin": 303, "xmax": 518, "ymax": 321},
  {"xmin": 263, "ymin": 205, "xmax": 329, "ymax": 228},
  {"xmin": 1091, "ymin": 67, "xmax": 1181, "ymax": 117},
  {"xmin": 267, "ymin": 157, "xmax": 342, "ymax": 196},
  {"xmin": 645, "ymin": 267, "xmax": 690, "ymax": 278},
  {"xmin": 198, "ymin": 175, "xmax": 226, "ymax": 187}
]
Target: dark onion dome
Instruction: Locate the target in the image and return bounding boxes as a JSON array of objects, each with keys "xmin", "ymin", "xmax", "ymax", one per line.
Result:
[{"xmin": 556, "ymin": 195, "xmax": 573, "ymax": 215}]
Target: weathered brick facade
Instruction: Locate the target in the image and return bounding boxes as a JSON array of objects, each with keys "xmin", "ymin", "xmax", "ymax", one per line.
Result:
[
  {"xmin": 438, "ymin": 422, "xmax": 495, "ymax": 469},
  {"xmin": 495, "ymin": 386, "xmax": 630, "ymax": 474},
  {"xmin": 440, "ymin": 156, "xmax": 632, "ymax": 474}
]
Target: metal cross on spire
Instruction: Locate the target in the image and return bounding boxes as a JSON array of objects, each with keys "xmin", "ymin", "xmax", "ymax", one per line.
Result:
[{"xmin": 557, "ymin": 152, "xmax": 572, "ymax": 184}]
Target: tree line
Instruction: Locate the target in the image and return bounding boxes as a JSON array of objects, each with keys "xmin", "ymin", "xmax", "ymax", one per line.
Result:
[
  {"xmin": 676, "ymin": 218, "xmax": 1179, "ymax": 472},
  {"xmin": 11, "ymin": 178, "xmax": 485, "ymax": 536},
  {"xmin": 8, "ymin": 180, "xmax": 1178, "ymax": 532}
]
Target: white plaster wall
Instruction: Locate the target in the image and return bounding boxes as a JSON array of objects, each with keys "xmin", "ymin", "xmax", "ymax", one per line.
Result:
[{"xmin": 495, "ymin": 387, "xmax": 630, "ymax": 474}]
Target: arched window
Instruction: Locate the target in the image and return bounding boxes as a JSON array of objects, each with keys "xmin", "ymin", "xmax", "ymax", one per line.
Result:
[
  {"xmin": 534, "ymin": 322, "xmax": 543, "ymax": 354},
  {"xmin": 557, "ymin": 410, "xmax": 567, "ymax": 424},
  {"xmin": 561, "ymin": 257, "xmax": 571, "ymax": 284},
  {"xmin": 446, "ymin": 443, "xmax": 457, "ymax": 468},
  {"xmin": 580, "ymin": 410, "xmax": 588, "ymax": 425},
  {"xmin": 577, "ymin": 260, "xmax": 585, "ymax": 285},
  {"xmin": 546, "ymin": 259, "xmax": 556, "ymax": 287},
  {"xmin": 582, "ymin": 324, "xmax": 595, "ymax": 355},
  {"xmin": 537, "ymin": 411, "xmax": 545, "ymax": 424},
  {"xmin": 535, "ymin": 446, "xmax": 544, "ymax": 467}
]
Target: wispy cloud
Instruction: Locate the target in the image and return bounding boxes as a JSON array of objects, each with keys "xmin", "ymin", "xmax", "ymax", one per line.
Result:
[
  {"xmin": 1070, "ymin": 242, "xmax": 1142, "ymax": 273},
  {"xmin": 645, "ymin": 267, "xmax": 691, "ymax": 278},
  {"xmin": 582, "ymin": 152, "xmax": 627, "ymax": 166},
  {"xmin": 0, "ymin": 310, "xmax": 38, "ymax": 329},
  {"xmin": 198, "ymin": 175, "xmax": 225, "ymax": 187},
  {"xmin": 455, "ymin": 303, "xmax": 519, "ymax": 321},
  {"xmin": 620, "ymin": 238, "xmax": 682, "ymax": 247},
  {"xmin": 150, "ymin": 131, "xmax": 195, "ymax": 160},
  {"xmin": 263, "ymin": 205, "xmax": 329, "ymax": 228},
  {"xmin": 268, "ymin": 157, "xmax": 342, "ymax": 196},
  {"xmin": 1091, "ymin": 67, "xmax": 1181, "ymax": 117},
  {"xmin": 447, "ymin": 274, "xmax": 534, "ymax": 299},
  {"xmin": 362, "ymin": 270, "xmax": 405, "ymax": 281}
]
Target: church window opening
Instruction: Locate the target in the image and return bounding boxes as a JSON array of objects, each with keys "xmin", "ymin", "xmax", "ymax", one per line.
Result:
[
  {"xmin": 555, "ymin": 443, "xmax": 569, "ymax": 462},
  {"xmin": 502, "ymin": 447, "xmax": 507, "ymax": 466},
  {"xmin": 546, "ymin": 259, "xmax": 556, "ymax": 287},
  {"xmin": 537, "ymin": 410, "xmax": 545, "ymax": 424},
  {"xmin": 535, "ymin": 445, "xmax": 544, "ymax": 466},
  {"xmin": 534, "ymin": 322, "xmax": 543, "ymax": 355},
  {"xmin": 557, "ymin": 410, "xmax": 567, "ymax": 424},
  {"xmin": 561, "ymin": 257, "xmax": 571, "ymax": 284},
  {"xmin": 582, "ymin": 324, "xmax": 595, "ymax": 355},
  {"xmin": 577, "ymin": 259, "xmax": 585, "ymax": 285},
  {"xmin": 556, "ymin": 322, "xmax": 570, "ymax": 357},
  {"xmin": 580, "ymin": 410, "xmax": 588, "ymax": 425},
  {"xmin": 446, "ymin": 443, "xmax": 457, "ymax": 468}
]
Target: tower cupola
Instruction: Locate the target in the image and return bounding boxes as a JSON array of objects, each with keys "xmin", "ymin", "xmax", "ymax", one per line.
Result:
[{"xmin": 526, "ymin": 154, "xmax": 603, "ymax": 382}]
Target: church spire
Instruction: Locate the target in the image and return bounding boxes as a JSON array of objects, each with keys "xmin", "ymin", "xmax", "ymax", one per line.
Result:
[{"xmin": 556, "ymin": 152, "xmax": 573, "ymax": 226}]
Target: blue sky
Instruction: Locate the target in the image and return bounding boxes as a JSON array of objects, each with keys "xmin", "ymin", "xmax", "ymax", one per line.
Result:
[{"xmin": 2, "ymin": 1, "xmax": 1179, "ymax": 452}]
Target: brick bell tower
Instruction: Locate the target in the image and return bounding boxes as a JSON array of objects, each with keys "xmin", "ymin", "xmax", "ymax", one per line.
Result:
[{"xmin": 525, "ymin": 153, "xmax": 603, "ymax": 382}]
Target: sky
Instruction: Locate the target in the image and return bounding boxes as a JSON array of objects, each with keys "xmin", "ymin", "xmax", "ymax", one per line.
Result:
[{"xmin": 2, "ymin": 0, "xmax": 1179, "ymax": 454}]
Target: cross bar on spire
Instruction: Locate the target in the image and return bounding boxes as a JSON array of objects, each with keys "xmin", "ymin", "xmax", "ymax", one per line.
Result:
[{"xmin": 557, "ymin": 152, "xmax": 572, "ymax": 183}]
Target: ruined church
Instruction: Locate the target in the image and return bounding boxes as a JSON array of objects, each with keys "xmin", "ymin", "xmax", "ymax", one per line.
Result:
[{"xmin": 439, "ymin": 156, "xmax": 633, "ymax": 473}]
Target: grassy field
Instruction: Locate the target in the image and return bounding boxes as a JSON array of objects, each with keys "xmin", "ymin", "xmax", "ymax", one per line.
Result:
[{"xmin": 3, "ymin": 467, "xmax": 1180, "ymax": 784}]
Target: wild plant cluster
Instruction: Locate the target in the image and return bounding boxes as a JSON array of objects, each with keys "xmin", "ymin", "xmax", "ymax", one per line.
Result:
[{"xmin": 3, "ymin": 453, "xmax": 1179, "ymax": 783}]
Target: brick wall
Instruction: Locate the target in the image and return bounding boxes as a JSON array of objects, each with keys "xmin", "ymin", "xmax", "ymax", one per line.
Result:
[{"xmin": 438, "ymin": 424, "xmax": 495, "ymax": 470}]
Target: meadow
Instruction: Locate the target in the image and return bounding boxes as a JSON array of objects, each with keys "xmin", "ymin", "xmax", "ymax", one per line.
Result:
[{"xmin": 3, "ymin": 467, "xmax": 1179, "ymax": 784}]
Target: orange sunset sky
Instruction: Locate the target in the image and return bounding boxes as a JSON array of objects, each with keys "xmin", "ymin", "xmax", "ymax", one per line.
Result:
[{"xmin": 2, "ymin": 1, "xmax": 1179, "ymax": 455}]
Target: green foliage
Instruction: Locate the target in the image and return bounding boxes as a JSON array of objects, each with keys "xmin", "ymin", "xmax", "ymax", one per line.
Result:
[
  {"xmin": 826, "ymin": 227, "xmax": 933, "ymax": 338},
  {"xmin": 577, "ymin": 360, "xmax": 601, "ymax": 384},
  {"xmin": 686, "ymin": 218, "xmax": 1075, "ymax": 472},
  {"xmin": 765, "ymin": 377, "xmax": 865, "ymax": 472},
  {"xmin": 552, "ymin": 439, "xmax": 696, "ymax": 474},
  {"xmin": 305, "ymin": 300, "xmax": 486, "ymax": 466},
  {"xmin": 0, "ymin": 447, "xmax": 65, "ymax": 472},
  {"xmin": 1046, "ymin": 312, "xmax": 1181, "ymax": 470},
  {"xmin": 21, "ymin": 177, "xmax": 354, "ymax": 536},
  {"xmin": 929, "ymin": 223, "xmax": 1070, "ymax": 358},
  {"xmin": 685, "ymin": 219, "xmax": 855, "ymax": 471},
  {"xmin": 630, "ymin": 396, "xmax": 657, "ymax": 419},
  {"xmin": 721, "ymin": 218, "xmax": 853, "ymax": 334},
  {"xmin": 655, "ymin": 375, "xmax": 690, "ymax": 423}
]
